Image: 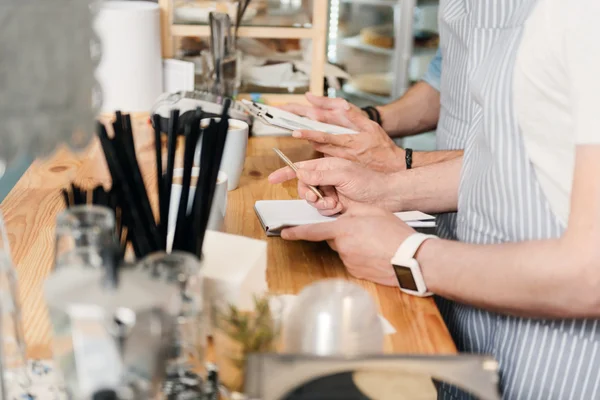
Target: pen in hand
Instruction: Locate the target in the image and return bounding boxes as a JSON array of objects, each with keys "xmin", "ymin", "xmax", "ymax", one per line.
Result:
[{"xmin": 272, "ymin": 148, "xmax": 325, "ymax": 201}]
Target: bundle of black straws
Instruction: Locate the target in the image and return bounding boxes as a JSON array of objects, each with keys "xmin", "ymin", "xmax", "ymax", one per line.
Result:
[
  {"xmin": 61, "ymin": 183, "xmax": 129, "ymax": 258},
  {"xmin": 89, "ymin": 100, "xmax": 231, "ymax": 260}
]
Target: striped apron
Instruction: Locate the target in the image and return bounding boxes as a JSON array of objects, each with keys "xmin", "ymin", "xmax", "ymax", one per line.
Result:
[{"xmin": 434, "ymin": 0, "xmax": 600, "ymax": 398}]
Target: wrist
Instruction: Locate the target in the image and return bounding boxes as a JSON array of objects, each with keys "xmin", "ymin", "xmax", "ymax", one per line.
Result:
[
  {"xmin": 414, "ymin": 238, "xmax": 440, "ymax": 293},
  {"xmin": 377, "ymin": 105, "xmax": 395, "ymax": 135},
  {"xmin": 383, "ymin": 146, "xmax": 406, "ymax": 173},
  {"xmin": 380, "ymin": 171, "xmax": 406, "ymax": 211},
  {"xmin": 362, "ymin": 106, "xmax": 382, "ymax": 126},
  {"xmin": 391, "ymin": 233, "xmax": 438, "ymax": 296}
]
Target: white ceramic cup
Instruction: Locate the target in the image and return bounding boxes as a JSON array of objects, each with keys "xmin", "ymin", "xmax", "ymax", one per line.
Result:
[
  {"xmin": 194, "ymin": 118, "xmax": 249, "ymax": 191},
  {"xmin": 167, "ymin": 168, "xmax": 228, "ymax": 251}
]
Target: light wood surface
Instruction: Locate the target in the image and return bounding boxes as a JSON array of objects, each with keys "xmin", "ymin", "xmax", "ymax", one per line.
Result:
[{"xmin": 0, "ymin": 115, "xmax": 456, "ymax": 360}]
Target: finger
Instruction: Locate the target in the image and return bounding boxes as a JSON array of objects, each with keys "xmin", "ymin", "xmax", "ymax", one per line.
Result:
[
  {"xmin": 327, "ymin": 239, "xmax": 338, "ymax": 252},
  {"xmin": 306, "ymin": 92, "xmax": 351, "ymax": 111},
  {"xmin": 299, "ymin": 185, "xmax": 337, "ymax": 209},
  {"xmin": 281, "ymin": 220, "xmax": 342, "ymax": 242},
  {"xmin": 312, "ymin": 143, "xmax": 353, "ymax": 160},
  {"xmin": 269, "ymin": 158, "xmax": 327, "ymax": 183},
  {"xmin": 305, "ymin": 198, "xmax": 340, "ymax": 216},
  {"xmin": 268, "ymin": 166, "xmax": 297, "ymax": 184},
  {"xmin": 279, "ymin": 103, "xmax": 318, "ymax": 120},
  {"xmin": 296, "ymin": 168, "xmax": 350, "ymax": 188},
  {"xmin": 318, "ymin": 203, "xmax": 344, "ymax": 216},
  {"xmin": 304, "ymin": 187, "xmax": 318, "ymax": 203},
  {"xmin": 292, "ymin": 129, "xmax": 349, "ymax": 147}
]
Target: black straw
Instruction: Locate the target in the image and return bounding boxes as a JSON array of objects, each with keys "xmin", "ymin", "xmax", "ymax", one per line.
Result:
[
  {"xmin": 152, "ymin": 114, "xmax": 163, "ymax": 231},
  {"xmin": 61, "ymin": 189, "xmax": 70, "ymax": 207},
  {"xmin": 162, "ymin": 110, "xmax": 180, "ymax": 249},
  {"xmin": 196, "ymin": 100, "xmax": 231, "ymax": 255},
  {"xmin": 97, "ymin": 122, "xmax": 152, "ymax": 257},
  {"xmin": 112, "ymin": 114, "xmax": 161, "ymax": 251},
  {"xmin": 173, "ymin": 108, "xmax": 203, "ymax": 251}
]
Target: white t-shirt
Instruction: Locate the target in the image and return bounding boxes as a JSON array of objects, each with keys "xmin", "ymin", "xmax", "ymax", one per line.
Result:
[{"xmin": 514, "ymin": 0, "xmax": 600, "ymax": 225}]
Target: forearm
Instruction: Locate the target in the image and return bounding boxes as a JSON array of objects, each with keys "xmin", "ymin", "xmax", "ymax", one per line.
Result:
[
  {"xmin": 377, "ymin": 82, "xmax": 440, "ymax": 138},
  {"xmin": 382, "ymin": 156, "xmax": 462, "ymax": 213},
  {"xmin": 417, "ymin": 237, "xmax": 600, "ymax": 318},
  {"xmin": 412, "ymin": 149, "xmax": 463, "ymax": 168}
]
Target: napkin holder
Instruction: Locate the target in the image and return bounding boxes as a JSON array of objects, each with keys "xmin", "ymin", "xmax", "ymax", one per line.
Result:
[
  {"xmin": 44, "ymin": 268, "xmax": 178, "ymax": 399},
  {"xmin": 245, "ymin": 354, "xmax": 501, "ymax": 400},
  {"xmin": 202, "ymin": 230, "xmax": 268, "ymax": 332}
]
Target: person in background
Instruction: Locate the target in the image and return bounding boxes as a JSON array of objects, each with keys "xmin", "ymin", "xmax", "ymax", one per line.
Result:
[
  {"xmin": 271, "ymin": 0, "xmax": 600, "ymax": 398},
  {"xmin": 282, "ymin": 49, "xmax": 462, "ymax": 173}
]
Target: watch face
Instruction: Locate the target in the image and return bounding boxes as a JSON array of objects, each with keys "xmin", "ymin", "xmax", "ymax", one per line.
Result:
[{"xmin": 393, "ymin": 265, "xmax": 418, "ymax": 291}]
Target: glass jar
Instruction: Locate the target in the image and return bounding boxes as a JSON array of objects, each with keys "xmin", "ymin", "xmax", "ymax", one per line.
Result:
[
  {"xmin": 0, "ymin": 210, "xmax": 30, "ymax": 396},
  {"xmin": 139, "ymin": 251, "xmax": 205, "ymax": 377},
  {"xmin": 54, "ymin": 205, "xmax": 118, "ymax": 271}
]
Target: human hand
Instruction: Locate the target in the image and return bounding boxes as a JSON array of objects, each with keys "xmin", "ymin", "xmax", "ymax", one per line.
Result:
[
  {"xmin": 281, "ymin": 93, "xmax": 404, "ymax": 172},
  {"xmin": 280, "ymin": 92, "xmax": 368, "ymax": 129},
  {"xmin": 281, "ymin": 206, "xmax": 415, "ymax": 286},
  {"xmin": 268, "ymin": 157, "xmax": 397, "ymax": 216}
]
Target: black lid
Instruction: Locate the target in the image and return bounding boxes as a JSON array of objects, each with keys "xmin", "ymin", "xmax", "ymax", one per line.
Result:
[{"xmin": 92, "ymin": 389, "xmax": 118, "ymax": 400}]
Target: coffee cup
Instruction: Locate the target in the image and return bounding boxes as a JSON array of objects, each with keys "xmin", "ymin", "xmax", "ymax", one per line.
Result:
[
  {"xmin": 194, "ymin": 118, "xmax": 248, "ymax": 191},
  {"xmin": 167, "ymin": 168, "xmax": 228, "ymax": 251}
]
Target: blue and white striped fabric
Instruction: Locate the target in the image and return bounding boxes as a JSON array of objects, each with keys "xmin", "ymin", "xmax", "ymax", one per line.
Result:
[{"xmin": 434, "ymin": 0, "xmax": 600, "ymax": 398}]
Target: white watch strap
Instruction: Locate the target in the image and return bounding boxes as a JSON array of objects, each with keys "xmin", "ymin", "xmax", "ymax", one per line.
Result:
[{"xmin": 394, "ymin": 233, "xmax": 438, "ymax": 262}]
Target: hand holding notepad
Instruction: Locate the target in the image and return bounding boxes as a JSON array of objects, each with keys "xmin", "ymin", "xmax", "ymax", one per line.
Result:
[{"xmin": 254, "ymin": 200, "xmax": 435, "ymax": 236}]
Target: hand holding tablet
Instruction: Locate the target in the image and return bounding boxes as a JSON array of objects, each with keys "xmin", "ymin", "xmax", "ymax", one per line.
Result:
[{"xmin": 241, "ymin": 99, "xmax": 358, "ymax": 135}]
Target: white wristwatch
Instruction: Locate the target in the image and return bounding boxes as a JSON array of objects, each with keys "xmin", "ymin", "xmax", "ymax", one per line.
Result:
[{"xmin": 390, "ymin": 233, "xmax": 438, "ymax": 297}]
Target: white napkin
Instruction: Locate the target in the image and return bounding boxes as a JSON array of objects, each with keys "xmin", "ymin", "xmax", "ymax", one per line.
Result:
[{"xmin": 202, "ymin": 230, "xmax": 268, "ymax": 311}]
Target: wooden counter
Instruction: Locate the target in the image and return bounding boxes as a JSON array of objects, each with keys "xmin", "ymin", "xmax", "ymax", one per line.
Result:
[{"xmin": 0, "ymin": 115, "xmax": 456, "ymax": 360}]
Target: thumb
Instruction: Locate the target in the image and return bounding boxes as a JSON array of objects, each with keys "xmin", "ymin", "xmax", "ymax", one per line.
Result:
[
  {"xmin": 306, "ymin": 92, "xmax": 351, "ymax": 111},
  {"xmin": 297, "ymin": 168, "xmax": 348, "ymax": 187}
]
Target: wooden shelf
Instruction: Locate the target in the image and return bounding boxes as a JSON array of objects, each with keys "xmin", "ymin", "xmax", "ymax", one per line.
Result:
[
  {"xmin": 171, "ymin": 24, "xmax": 316, "ymax": 39},
  {"xmin": 341, "ymin": 0, "xmax": 398, "ymax": 6},
  {"xmin": 236, "ymin": 93, "xmax": 309, "ymax": 106},
  {"xmin": 160, "ymin": 0, "xmax": 328, "ymax": 96}
]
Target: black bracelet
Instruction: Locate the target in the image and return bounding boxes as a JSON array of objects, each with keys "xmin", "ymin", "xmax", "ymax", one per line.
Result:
[
  {"xmin": 405, "ymin": 148, "xmax": 413, "ymax": 170},
  {"xmin": 361, "ymin": 106, "xmax": 382, "ymax": 126}
]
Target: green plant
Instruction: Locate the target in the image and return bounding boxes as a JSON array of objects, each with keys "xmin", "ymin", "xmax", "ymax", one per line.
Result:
[{"xmin": 216, "ymin": 295, "xmax": 279, "ymax": 369}]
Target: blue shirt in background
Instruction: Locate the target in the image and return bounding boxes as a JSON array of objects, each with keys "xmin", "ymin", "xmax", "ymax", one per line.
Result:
[{"xmin": 421, "ymin": 48, "xmax": 442, "ymax": 92}]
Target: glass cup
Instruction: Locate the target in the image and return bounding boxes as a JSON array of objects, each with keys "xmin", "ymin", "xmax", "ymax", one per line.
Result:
[
  {"xmin": 200, "ymin": 48, "xmax": 242, "ymax": 97},
  {"xmin": 54, "ymin": 205, "xmax": 117, "ymax": 270},
  {"xmin": 211, "ymin": 295, "xmax": 282, "ymax": 397},
  {"xmin": 0, "ymin": 210, "xmax": 30, "ymax": 396},
  {"xmin": 221, "ymin": 49, "xmax": 242, "ymax": 98},
  {"xmin": 139, "ymin": 251, "xmax": 205, "ymax": 377}
]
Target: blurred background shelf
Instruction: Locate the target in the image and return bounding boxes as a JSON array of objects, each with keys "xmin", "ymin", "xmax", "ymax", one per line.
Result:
[
  {"xmin": 160, "ymin": 0, "xmax": 326, "ymax": 98},
  {"xmin": 171, "ymin": 25, "xmax": 315, "ymax": 38},
  {"xmin": 338, "ymin": 35, "xmax": 394, "ymax": 56},
  {"xmin": 342, "ymin": 82, "xmax": 390, "ymax": 105}
]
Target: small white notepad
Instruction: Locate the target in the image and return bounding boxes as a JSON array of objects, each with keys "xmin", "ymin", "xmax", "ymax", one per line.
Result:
[{"xmin": 254, "ymin": 200, "xmax": 436, "ymax": 236}]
